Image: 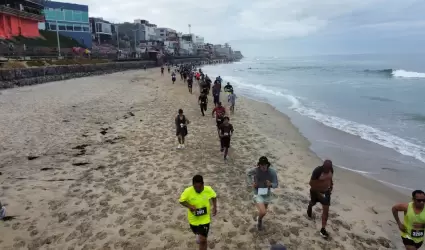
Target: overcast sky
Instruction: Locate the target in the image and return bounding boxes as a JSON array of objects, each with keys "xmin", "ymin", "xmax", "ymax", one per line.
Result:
[{"xmin": 62, "ymin": 0, "xmax": 425, "ymax": 56}]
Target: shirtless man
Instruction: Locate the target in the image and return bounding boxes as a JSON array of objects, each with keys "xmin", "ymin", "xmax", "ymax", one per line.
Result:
[{"xmin": 307, "ymin": 159, "xmax": 334, "ymax": 239}]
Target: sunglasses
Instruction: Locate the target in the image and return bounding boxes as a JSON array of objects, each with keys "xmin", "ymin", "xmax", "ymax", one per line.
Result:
[{"xmin": 415, "ymin": 199, "xmax": 425, "ymax": 203}]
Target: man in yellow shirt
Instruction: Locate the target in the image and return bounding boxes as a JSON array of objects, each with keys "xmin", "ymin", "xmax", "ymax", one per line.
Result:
[{"xmin": 179, "ymin": 175, "xmax": 217, "ymax": 250}]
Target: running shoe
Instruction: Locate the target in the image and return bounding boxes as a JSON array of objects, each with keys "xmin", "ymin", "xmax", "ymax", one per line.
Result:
[{"xmin": 320, "ymin": 228, "xmax": 329, "ymax": 239}]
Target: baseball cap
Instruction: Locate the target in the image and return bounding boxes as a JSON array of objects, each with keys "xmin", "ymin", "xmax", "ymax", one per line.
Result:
[{"xmin": 270, "ymin": 244, "xmax": 287, "ymax": 250}]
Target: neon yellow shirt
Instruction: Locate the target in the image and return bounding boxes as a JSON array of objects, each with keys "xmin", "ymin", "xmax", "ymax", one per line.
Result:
[
  {"xmin": 401, "ymin": 202, "xmax": 425, "ymax": 243},
  {"xmin": 179, "ymin": 186, "xmax": 217, "ymax": 226}
]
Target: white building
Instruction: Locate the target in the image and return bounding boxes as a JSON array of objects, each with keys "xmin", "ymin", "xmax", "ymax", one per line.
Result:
[
  {"xmin": 134, "ymin": 19, "xmax": 158, "ymax": 41},
  {"xmin": 155, "ymin": 27, "xmax": 177, "ymax": 41}
]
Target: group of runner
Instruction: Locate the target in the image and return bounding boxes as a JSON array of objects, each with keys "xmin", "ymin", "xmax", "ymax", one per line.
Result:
[{"xmin": 163, "ymin": 63, "xmax": 425, "ymax": 250}]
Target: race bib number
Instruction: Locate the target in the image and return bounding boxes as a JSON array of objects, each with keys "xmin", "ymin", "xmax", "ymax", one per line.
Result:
[
  {"xmin": 201, "ymin": 102, "xmax": 205, "ymax": 104},
  {"xmin": 194, "ymin": 207, "xmax": 207, "ymax": 216},
  {"xmin": 258, "ymin": 188, "xmax": 268, "ymax": 195},
  {"xmin": 180, "ymin": 123, "xmax": 184, "ymax": 128},
  {"xmin": 223, "ymin": 132, "xmax": 229, "ymax": 136},
  {"xmin": 217, "ymin": 119, "xmax": 221, "ymax": 122},
  {"xmin": 412, "ymin": 230, "xmax": 424, "ymax": 238}
]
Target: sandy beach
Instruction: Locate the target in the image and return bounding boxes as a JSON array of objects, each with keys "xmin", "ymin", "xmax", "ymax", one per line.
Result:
[{"xmin": 0, "ymin": 67, "xmax": 408, "ymax": 250}]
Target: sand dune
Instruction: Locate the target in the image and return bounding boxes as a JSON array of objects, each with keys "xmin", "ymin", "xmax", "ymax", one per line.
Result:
[{"xmin": 0, "ymin": 68, "xmax": 405, "ymax": 249}]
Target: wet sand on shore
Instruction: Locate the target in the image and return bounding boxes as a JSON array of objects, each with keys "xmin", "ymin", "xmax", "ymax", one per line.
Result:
[{"xmin": 0, "ymin": 68, "xmax": 407, "ymax": 249}]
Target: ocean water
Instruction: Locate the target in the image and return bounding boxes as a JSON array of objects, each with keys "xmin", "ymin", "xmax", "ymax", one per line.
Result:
[{"xmin": 202, "ymin": 54, "xmax": 425, "ymax": 192}]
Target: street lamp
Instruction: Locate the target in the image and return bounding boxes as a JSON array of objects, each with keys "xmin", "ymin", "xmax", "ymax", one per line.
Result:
[{"xmin": 54, "ymin": 7, "xmax": 65, "ymax": 58}]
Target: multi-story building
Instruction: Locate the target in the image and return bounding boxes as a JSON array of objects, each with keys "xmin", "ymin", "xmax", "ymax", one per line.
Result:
[
  {"xmin": 134, "ymin": 19, "xmax": 157, "ymax": 42},
  {"xmin": 0, "ymin": 0, "xmax": 45, "ymax": 39},
  {"xmin": 89, "ymin": 17, "xmax": 112, "ymax": 44},
  {"xmin": 42, "ymin": 1, "xmax": 92, "ymax": 48},
  {"xmin": 155, "ymin": 27, "xmax": 177, "ymax": 42},
  {"xmin": 214, "ymin": 43, "xmax": 232, "ymax": 57}
]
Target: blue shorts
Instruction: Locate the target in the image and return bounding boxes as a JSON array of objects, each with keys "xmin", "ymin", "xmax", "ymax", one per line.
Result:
[{"xmin": 254, "ymin": 194, "xmax": 272, "ymax": 204}]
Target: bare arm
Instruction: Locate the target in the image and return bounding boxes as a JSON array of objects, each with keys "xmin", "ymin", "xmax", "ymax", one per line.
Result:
[
  {"xmin": 212, "ymin": 197, "xmax": 217, "ymax": 208},
  {"xmin": 392, "ymin": 203, "xmax": 408, "ymax": 225}
]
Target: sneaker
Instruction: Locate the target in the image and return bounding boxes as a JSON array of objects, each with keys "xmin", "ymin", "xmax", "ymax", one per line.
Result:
[
  {"xmin": 307, "ymin": 205, "xmax": 312, "ymax": 218},
  {"xmin": 177, "ymin": 144, "xmax": 181, "ymax": 149},
  {"xmin": 195, "ymin": 234, "xmax": 200, "ymax": 244},
  {"xmin": 320, "ymin": 228, "xmax": 329, "ymax": 239},
  {"xmin": 181, "ymin": 144, "xmax": 185, "ymax": 149},
  {"xmin": 0, "ymin": 206, "xmax": 6, "ymax": 220}
]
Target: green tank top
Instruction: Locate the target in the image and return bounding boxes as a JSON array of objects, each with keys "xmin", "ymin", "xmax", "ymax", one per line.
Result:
[{"xmin": 401, "ymin": 202, "xmax": 425, "ymax": 243}]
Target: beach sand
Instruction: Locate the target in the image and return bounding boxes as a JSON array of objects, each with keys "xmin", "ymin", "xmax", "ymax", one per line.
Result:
[{"xmin": 0, "ymin": 68, "xmax": 407, "ymax": 250}]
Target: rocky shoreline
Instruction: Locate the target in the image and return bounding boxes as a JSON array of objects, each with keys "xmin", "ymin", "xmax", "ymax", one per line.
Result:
[{"xmin": 0, "ymin": 59, "xmax": 218, "ymax": 90}]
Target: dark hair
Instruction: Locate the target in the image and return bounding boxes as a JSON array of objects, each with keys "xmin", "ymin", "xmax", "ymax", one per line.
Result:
[
  {"xmin": 223, "ymin": 116, "xmax": 230, "ymax": 121},
  {"xmin": 218, "ymin": 102, "xmax": 222, "ymax": 106},
  {"xmin": 178, "ymin": 109, "xmax": 183, "ymax": 114},
  {"xmin": 412, "ymin": 190, "xmax": 425, "ymax": 198},
  {"xmin": 258, "ymin": 156, "xmax": 270, "ymax": 167},
  {"xmin": 192, "ymin": 175, "xmax": 204, "ymax": 185}
]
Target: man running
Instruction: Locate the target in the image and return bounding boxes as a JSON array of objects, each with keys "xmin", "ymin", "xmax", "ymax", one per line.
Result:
[
  {"xmin": 307, "ymin": 159, "xmax": 334, "ymax": 239},
  {"xmin": 218, "ymin": 117, "xmax": 233, "ymax": 160},
  {"xmin": 246, "ymin": 156, "xmax": 278, "ymax": 230},
  {"xmin": 392, "ymin": 190, "xmax": 425, "ymax": 250},
  {"xmin": 175, "ymin": 109, "xmax": 190, "ymax": 149},
  {"xmin": 179, "ymin": 175, "xmax": 217, "ymax": 250},
  {"xmin": 161, "ymin": 65, "xmax": 164, "ymax": 75},
  {"xmin": 224, "ymin": 82, "xmax": 233, "ymax": 93},
  {"xmin": 212, "ymin": 102, "xmax": 226, "ymax": 134},
  {"xmin": 198, "ymin": 91, "xmax": 208, "ymax": 116},
  {"xmin": 212, "ymin": 82, "xmax": 221, "ymax": 107},
  {"xmin": 228, "ymin": 90, "xmax": 237, "ymax": 114},
  {"xmin": 168, "ymin": 65, "xmax": 171, "ymax": 73},
  {"xmin": 188, "ymin": 73, "xmax": 194, "ymax": 94},
  {"xmin": 171, "ymin": 72, "xmax": 176, "ymax": 84}
]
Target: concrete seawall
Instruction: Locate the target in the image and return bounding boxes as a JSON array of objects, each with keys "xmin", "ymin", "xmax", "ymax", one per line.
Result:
[{"xmin": 0, "ymin": 58, "xmax": 213, "ymax": 90}]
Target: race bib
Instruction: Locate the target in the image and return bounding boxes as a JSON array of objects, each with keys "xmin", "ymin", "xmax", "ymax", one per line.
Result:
[
  {"xmin": 194, "ymin": 207, "xmax": 207, "ymax": 216},
  {"xmin": 201, "ymin": 102, "xmax": 205, "ymax": 104},
  {"xmin": 412, "ymin": 230, "xmax": 424, "ymax": 238},
  {"xmin": 217, "ymin": 119, "xmax": 221, "ymax": 121},
  {"xmin": 180, "ymin": 123, "xmax": 184, "ymax": 128},
  {"xmin": 223, "ymin": 132, "xmax": 229, "ymax": 136},
  {"xmin": 258, "ymin": 188, "xmax": 268, "ymax": 195}
]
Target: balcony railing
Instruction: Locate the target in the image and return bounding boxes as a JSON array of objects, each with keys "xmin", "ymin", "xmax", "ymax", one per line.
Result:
[{"xmin": 0, "ymin": 5, "xmax": 44, "ymax": 22}]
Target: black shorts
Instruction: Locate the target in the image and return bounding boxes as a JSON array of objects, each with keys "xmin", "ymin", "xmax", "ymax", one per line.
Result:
[
  {"xmin": 216, "ymin": 119, "xmax": 223, "ymax": 127},
  {"xmin": 213, "ymin": 95, "xmax": 220, "ymax": 104},
  {"xmin": 190, "ymin": 223, "xmax": 210, "ymax": 237},
  {"xmin": 176, "ymin": 127, "xmax": 188, "ymax": 137},
  {"xmin": 309, "ymin": 189, "xmax": 331, "ymax": 206},
  {"xmin": 188, "ymin": 84, "xmax": 192, "ymax": 88},
  {"xmin": 221, "ymin": 137, "xmax": 231, "ymax": 148},
  {"xmin": 402, "ymin": 237, "xmax": 423, "ymax": 248}
]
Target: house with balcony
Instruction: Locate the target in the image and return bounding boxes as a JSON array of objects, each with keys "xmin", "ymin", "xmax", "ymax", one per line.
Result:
[
  {"xmin": 42, "ymin": 1, "xmax": 91, "ymax": 48},
  {"xmin": 0, "ymin": 0, "xmax": 45, "ymax": 39}
]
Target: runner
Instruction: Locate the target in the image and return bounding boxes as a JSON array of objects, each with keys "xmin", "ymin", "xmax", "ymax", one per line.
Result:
[
  {"xmin": 198, "ymin": 91, "xmax": 208, "ymax": 116},
  {"xmin": 179, "ymin": 175, "xmax": 217, "ymax": 250},
  {"xmin": 392, "ymin": 190, "xmax": 425, "ymax": 250},
  {"xmin": 246, "ymin": 156, "xmax": 279, "ymax": 230},
  {"xmin": 218, "ymin": 116, "xmax": 233, "ymax": 160},
  {"xmin": 161, "ymin": 65, "xmax": 164, "ymax": 75},
  {"xmin": 171, "ymin": 72, "xmax": 176, "ymax": 84},
  {"xmin": 187, "ymin": 73, "xmax": 194, "ymax": 94},
  {"xmin": 307, "ymin": 159, "xmax": 334, "ymax": 239},
  {"xmin": 212, "ymin": 82, "xmax": 221, "ymax": 107},
  {"xmin": 175, "ymin": 109, "xmax": 190, "ymax": 149},
  {"xmin": 168, "ymin": 64, "xmax": 171, "ymax": 73},
  {"xmin": 0, "ymin": 200, "xmax": 6, "ymax": 220},
  {"xmin": 227, "ymin": 90, "xmax": 237, "ymax": 114},
  {"xmin": 183, "ymin": 70, "xmax": 188, "ymax": 83},
  {"xmin": 212, "ymin": 102, "xmax": 226, "ymax": 134},
  {"xmin": 224, "ymin": 82, "xmax": 233, "ymax": 93}
]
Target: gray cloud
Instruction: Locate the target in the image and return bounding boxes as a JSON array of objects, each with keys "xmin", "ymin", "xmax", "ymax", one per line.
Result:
[{"xmin": 59, "ymin": 0, "xmax": 425, "ymax": 54}]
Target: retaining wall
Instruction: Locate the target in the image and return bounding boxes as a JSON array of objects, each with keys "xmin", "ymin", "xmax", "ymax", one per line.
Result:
[{"xmin": 0, "ymin": 58, "xmax": 209, "ymax": 89}]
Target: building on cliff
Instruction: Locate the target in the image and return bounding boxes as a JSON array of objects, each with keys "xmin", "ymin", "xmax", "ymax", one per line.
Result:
[
  {"xmin": 41, "ymin": 1, "xmax": 92, "ymax": 48},
  {"xmin": 0, "ymin": 0, "xmax": 45, "ymax": 39}
]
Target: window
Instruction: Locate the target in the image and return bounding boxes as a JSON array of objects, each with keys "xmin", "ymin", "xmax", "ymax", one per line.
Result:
[
  {"xmin": 73, "ymin": 11, "xmax": 82, "ymax": 22},
  {"xmin": 83, "ymin": 26, "xmax": 89, "ymax": 32},
  {"xmin": 50, "ymin": 24, "xmax": 57, "ymax": 30},
  {"xmin": 66, "ymin": 25, "xmax": 73, "ymax": 31},
  {"xmin": 59, "ymin": 25, "xmax": 66, "ymax": 31},
  {"xmin": 64, "ymin": 10, "xmax": 73, "ymax": 21},
  {"xmin": 74, "ymin": 25, "xmax": 82, "ymax": 31}
]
